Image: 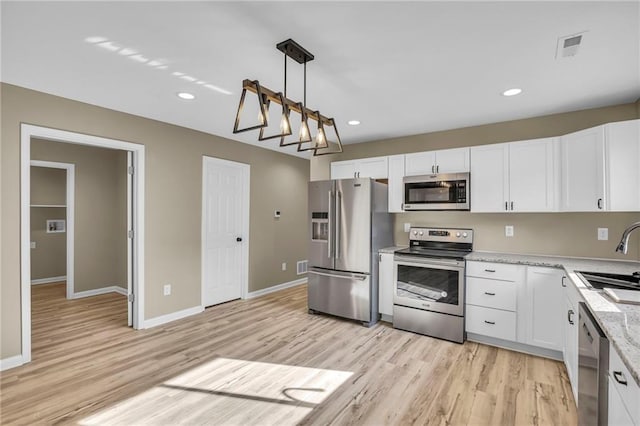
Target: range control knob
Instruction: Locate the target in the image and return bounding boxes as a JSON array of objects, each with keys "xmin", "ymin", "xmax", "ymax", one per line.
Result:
[
  {"xmin": 413, "ymin": 231, "xmax": 418, "ymax": 236},
  {"xmin": 419, "ymin": 231, "xmax": 424, "ymax": 236},
  {"xmin": 456, "ymin": 232, "xmax": 461, "ymax": 238},
  {"xmin": 463, "ymin": 232, "xmax": 468, "ymax": 238}
]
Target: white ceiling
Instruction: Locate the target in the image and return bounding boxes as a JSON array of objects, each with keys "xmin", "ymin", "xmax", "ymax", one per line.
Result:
[{"xmin": 2, "ymin": 1, "xmax": 639, "ymax": 158}]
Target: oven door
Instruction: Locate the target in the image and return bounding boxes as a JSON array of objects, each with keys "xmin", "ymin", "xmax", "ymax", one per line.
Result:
[{"xmin": 393, "ymin": 255, "xmax": 465, "ymax": 316}]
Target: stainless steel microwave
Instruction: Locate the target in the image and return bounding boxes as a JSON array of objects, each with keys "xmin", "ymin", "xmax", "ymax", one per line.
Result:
[{"xmin": 403, "ymin": 172, "xmax": 470, "ymax": 211}]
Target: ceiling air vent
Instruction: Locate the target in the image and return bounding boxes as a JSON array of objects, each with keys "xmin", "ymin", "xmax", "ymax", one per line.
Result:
[{"xmin": 556, "ymin": 32, "xmax": 586, "ymax": 59}]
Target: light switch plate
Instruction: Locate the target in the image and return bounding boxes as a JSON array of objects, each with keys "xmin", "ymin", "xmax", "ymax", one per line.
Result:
[
  {"xmin": 282, "ymin": 262, "xmax": 287, "ymax": 271},
  {"xmin": 505, "ymin": 225, "xmax": 514, "ymax": 237},
  {"xmin": 404, "ymin": 223, "xmax": 411, "ymax": 232},
  {"xmin": 597, "ymin": 228, "xmax": 608, "ymax": 241},
  {"xmin": 30, "ymin": 241, "xmax": 36, "ymax": 249},
  {"xmin": 163, "ymin": 284, "xmax": 171, "ymax": 296}
]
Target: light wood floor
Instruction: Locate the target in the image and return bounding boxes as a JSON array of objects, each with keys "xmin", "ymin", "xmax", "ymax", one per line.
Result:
[{"xmin": 0, "ymin": 282, "xmax": 577, "ymax": 425}]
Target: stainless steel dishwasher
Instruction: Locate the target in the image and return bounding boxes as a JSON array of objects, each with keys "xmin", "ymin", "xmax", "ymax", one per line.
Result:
[{"xmin": 578, "ymin": 302, "xmax": 609, "ymax": 426}]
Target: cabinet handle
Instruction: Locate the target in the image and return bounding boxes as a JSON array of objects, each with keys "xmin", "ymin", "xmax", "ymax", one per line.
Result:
[
  {"xmin": 561, "ymin": 276, "xmax": 567, "ymax": 287},
  {"xmin": 484, "ymin": 292, "xmax": 496, "ymax": 296},
  {"xmin": 431, "ymin": 165, "xmax": 435, "ymax": 173},
  {"xmin": 436, "ymin": 165, "xmax": 439, "ymax": 173},
  {"xmin": 613, "ymin": 371, "xmax": 628, "ymax": 386},
  {"xmin": 510, "ymin": 201, "xmax": 514, "ymax": 210},
  {"xmin": 597, "ymin": 198, "xmax": 603, "ymax": 209},
  {"xmin": 378, "ymin": 254, "xmax": 382, "ymax": 262},
  {"xmin": 567, "ymin": 309, "xmax": 574, "ymax": 325},
  {"xmin": 484, "ymin": 320, "xmax": 496, "ymax": 325},
  {"xmin": 484, "ymin": 269, "xmax": 496, "ymax": 273},
  {"xmin": 505, "ymin": 201, "xmax": 508, "ymax": 211}
]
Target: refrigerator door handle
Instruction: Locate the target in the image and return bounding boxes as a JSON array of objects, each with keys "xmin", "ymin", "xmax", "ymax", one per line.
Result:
[
  {"xmin": 336, "ymin": 191, "xmax": 342, "ymax": 259},
  {"xmin": 327, "ymin": 190, "xmax": 334, "ymax": 259},
  {"xmin": 309, "ymin": 268, "xmax": 367, "ymax": 281}
]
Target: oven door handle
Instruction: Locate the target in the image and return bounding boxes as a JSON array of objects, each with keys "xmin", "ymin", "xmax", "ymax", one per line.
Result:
[
  {"xmin": 394, "ymin": 257, "xmax": 464, "ymax": 268},
  {"xmin": 309, "ymin": 268, "xmax": 367, "ymax": 281}
]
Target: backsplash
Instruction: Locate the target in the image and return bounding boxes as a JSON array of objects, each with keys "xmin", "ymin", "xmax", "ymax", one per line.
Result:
[{"xmin": 393, "ymin": 211, "xmax": 640, "ymax": 261}]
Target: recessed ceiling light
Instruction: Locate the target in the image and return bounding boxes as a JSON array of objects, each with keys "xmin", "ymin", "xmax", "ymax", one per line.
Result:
[
  {"xmin": 177, "ymin": 92, "xmax": 195, "ymax": 100},
  {"xmin": 502, "ymin": 88, "xmax": 523, "ymax": 97},
  {"xmin": 348, "ymin": 120, "xmax": 361, "ymax": 126}
]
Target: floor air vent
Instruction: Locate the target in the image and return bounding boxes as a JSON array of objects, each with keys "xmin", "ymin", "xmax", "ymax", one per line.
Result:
[{"xmin": 297, "ymin": 260, "xmax": 308, "ymax": 275}]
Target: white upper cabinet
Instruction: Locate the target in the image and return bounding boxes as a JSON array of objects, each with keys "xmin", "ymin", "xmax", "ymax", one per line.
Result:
[
  {"xmin": 561, "ymin": 126, "xmax": 606, "ymax": 212},
  {"xmin": 509, "ymin": 138, "xmax": 559, "ymax": 212},
  {"xmin": 387, "ymin": 155, "xmax": 405, "ymax": 213},
  {"xmin": 470, "ymin": 143, "xmax": 509, "ymax": 212},
  {"xmin": 471, "ymin": 138, "xmax": 558, "ymax": 213},
  {"xmin": 405, "ymin": 147, "xmax": 470, "ymax": 176},
  {"xmin": 605, "ymin": 119, "xmax": 640, "ymax": 211},
  {"xmin": 330, "ymin": 156, "xmax": 388, "ymax": 179},
  {"xmin": 561, "ymin": 119, "xmax": 640, "ymax": 212}
]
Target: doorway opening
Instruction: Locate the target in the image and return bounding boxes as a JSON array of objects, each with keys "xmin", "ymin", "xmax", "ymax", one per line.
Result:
[{"xmin": 20, "ymin": 124, "xmax": 145, "ymax": 366}]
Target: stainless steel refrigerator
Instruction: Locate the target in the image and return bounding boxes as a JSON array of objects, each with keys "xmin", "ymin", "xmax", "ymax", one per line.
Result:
[{"xmin": 308, "ymin": 178, "xmax": 393, "ymax": 326}]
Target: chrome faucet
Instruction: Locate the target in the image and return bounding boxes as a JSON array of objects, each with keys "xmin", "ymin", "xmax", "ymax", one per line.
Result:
[{"xmin": 616, "ymin": 221, "xmax": 640, "ymax": 254}]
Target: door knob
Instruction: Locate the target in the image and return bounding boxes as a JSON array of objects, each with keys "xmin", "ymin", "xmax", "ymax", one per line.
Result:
[{"xmin": 236, "ymin": 237, "xmax": 243, "ymax": 242}]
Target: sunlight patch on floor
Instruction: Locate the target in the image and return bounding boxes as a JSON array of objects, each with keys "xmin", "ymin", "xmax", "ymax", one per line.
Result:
[{"xmin": 79, "ymin": 357, "xmax": 353, "ymax": 425}]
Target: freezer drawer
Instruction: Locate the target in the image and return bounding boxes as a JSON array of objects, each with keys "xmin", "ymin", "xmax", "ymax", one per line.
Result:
[{"xmin": 308, "ymin": 268, "xmax": 372, "ymax": 324}]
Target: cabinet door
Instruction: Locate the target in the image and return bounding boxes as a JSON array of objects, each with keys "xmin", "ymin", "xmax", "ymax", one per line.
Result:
[
  {"xmin": 561, "ymin": 126, "xmax": 605, "ymax": 211},
  {"xmin": 435, "ymin": 147, "xmax": 470, "ymax": 173},
  {"xmin": 563, "ymin": 290, "xmax": 579, "ymax": 402},
  {"xmin": 331, "ymin": 160, "xmax": 358, "ymax": 179},
  {"xmin": 404, "ymin": 151, "xmax": 436, "ymax": 176},
  {"xmin": 358, "ymin": 156, "xmax": 389, "ymax": 179},
  {"xmin": 605, "ymin": 119, "xmax": 640, "ymax": 212},
  {"xmin": 608, "ymin": 377, "xmax": 635, "ymax": 426},
  {"xmin": 387, "ymin": 155, "xmax": 405, "ymax": 213},
  {"xmin": 509, "ymin": 138, "xmax": 558, "ymax": 212},
  {"xmin": 525, "ymin": 267, "xmax": 563, "ymax": 351},
  {"xmin": 470, "ymin": 143, "xmax": 509, "ymax": 212},
  {"xmin": 378, "ymin": 252, "xmax": 394, "ymax": 317}
]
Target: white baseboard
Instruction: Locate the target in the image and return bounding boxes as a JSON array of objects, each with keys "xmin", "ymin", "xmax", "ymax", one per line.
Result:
[
  {"xmin": 245, "ymin": 278, "xmax": 307, "ymax": 299},
  {"xmin": 0, "ymin": 354, "xmax": 26, "ymax": 371},
  {"xmin": 143, "ymin": 305, "xmax": 204, "ymax": 329},
  {"xmin": 31, "ymin": 275, "xmax": 66, "ymax": 285},
  {"xmin": 71, "ymin": 286, "xmax": 128, "ymax": 299}
]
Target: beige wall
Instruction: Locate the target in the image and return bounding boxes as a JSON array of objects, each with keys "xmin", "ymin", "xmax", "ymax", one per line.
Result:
[
  {"xmin": 30, "ymin": 167, "xmax": 67, "ymax": 280},
  {"xmin": 311, "ymin": 102, "xmax": 640, "ymax": 261},
  {"xmin": 1, "ymin": 83, "xmax": 309, "ymax": 359},
  {"xmin": 31, "ymin": 140, "xmax": 128, "ymax": 292}
]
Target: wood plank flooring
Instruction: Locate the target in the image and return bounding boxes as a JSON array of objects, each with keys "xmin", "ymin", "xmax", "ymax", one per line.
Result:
[{"xmin": 0, "ymin": 282, "xmax": 577, "ymax": 425}]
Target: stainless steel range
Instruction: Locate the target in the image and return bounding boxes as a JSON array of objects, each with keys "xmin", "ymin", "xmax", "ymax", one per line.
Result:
[{"xmin": 393, "ymin": 227, "xmax": 473, "ymax": 343}]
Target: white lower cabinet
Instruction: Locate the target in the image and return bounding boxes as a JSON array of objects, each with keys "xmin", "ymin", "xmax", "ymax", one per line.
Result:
[
  {"xmin": 466, "ymin": 305, "xmax": 516, "ymax": 341},
  {"xmin": 524, "ymin": 267, "xmax": 564, "ymax": 351},
  {"xmin": 563, "ymin": 275, "xmax": 582, "ymax": 403},
  {"xmin": 609, "ymin": 342, "xmax": 640, "ymax": 425},
  {"xmin": 608, "ymin": 376, "xmax": 635, "ymax": 426},
  {"xmin": 378, "ymin": 252, "xmax": 394, "ymax": 319}
]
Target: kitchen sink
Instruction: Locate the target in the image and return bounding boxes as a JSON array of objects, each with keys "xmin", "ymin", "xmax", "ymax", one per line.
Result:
[{"xmin": 575, "ymin": 270, "xmax": 640, "ymax": 291}]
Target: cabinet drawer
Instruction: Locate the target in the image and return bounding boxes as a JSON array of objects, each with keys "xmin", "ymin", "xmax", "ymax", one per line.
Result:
[
  {"xmin": 609, "ymin": 345, "xmax": 640, "ymax": 425},
  {"xmin": 466, "ymin": 277, "xmax": 516, "ymax": 311},
  {"xmin": 466, "ymin": 261, "xmax": 522, "ymax": 281},
  {"xmin": 466, "ymin": 305, "xmax": 516, "ymax": 341}
]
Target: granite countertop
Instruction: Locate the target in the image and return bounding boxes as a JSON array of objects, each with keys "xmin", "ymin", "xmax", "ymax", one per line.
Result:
[{"xmin": 467, "ymin": 251, "xmax": 640, "ymax": 387}]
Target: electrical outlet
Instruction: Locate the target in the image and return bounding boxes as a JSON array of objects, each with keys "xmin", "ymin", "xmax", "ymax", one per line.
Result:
[
  {"xmin": 30, "ymin": 241, "xmax": 36, "ymax": 249},
  {"xmin": 597, "ymin": 228, "xmax": 608, "ymax": 241},
  {"xmin": 404, "ymin": 223, "xmax": 411, "ymax": 232},
  {"xmin": 163, "ymin": 284, "xmax": 171, "ymax": 296},
  {"xmin": 282, "ymin": 262, "xmax": 287, "ymax": 271},
  {"xmin": 505, "ymin": 225, "xmax": 514, "ymax": 237}
]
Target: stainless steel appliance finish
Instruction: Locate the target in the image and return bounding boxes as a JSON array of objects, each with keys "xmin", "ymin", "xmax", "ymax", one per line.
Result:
[
  {"xmin": 578, "ymin": 302, "xmax": 609, "ymax": 426},
  {"xmin": 308, "ymin": 178, "xmax": 393, "ymax": 326},
  {"xmin": 403, "ymin": 172, "xmax": 470, "ymax": 211},
  {"xmin": 393, "ymin": 227, "xmax": 473, "ymax": 343}
]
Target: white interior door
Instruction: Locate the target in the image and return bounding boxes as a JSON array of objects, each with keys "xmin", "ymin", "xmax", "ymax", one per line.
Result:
[
  {"xmin": 202, "ymin": 156, "xmax": 249, "ymax": 307},
  {"xmin": 126, "ymin": 151, "xmax": 134, "ymax": 327}
]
